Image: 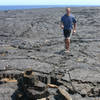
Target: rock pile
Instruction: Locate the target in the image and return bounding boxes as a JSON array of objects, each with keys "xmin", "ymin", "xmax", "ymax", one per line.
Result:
[{"xmin": 12, "ymin": 69, "xmax": 49, "ymax": 100}]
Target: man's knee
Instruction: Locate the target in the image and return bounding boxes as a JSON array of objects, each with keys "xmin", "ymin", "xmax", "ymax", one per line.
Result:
[{"xmin": 65, "ymin": 38, "xmax": 70, "ymax": 42}]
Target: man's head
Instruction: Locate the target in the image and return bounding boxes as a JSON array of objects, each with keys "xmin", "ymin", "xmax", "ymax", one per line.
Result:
[{"xmin": 66, "ymin": 8, "xmax": 71, "ymax": 16}]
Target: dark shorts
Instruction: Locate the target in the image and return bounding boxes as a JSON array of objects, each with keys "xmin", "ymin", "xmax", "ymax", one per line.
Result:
[{"xmin": 63, "ymin": 30, "xmax": 71, "ymax": 39}]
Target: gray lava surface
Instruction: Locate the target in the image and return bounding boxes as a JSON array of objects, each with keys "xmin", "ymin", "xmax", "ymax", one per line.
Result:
[{"xmin": 0, "ymin": 7, "xmax": 100, "ymax": 100}]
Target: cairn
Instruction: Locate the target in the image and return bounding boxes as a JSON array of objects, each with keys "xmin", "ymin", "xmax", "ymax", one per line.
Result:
[{"xmin": 13, "ymin": 68, "xmax": 49, "ymax": 100}]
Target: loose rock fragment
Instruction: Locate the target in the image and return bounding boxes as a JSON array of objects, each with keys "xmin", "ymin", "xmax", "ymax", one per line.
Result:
[
  {"xmin": 58, "ymin": 87, "xmax": 72, "ymax": 100},
  {"xmin": 0, "ymin": 78, "xmax": 17, "ymax": 83}
]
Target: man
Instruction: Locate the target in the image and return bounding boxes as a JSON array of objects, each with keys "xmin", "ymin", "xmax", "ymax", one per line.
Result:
[{"xmin": 60, "ymin": 8, "xmax": 77, "ymax": 53}]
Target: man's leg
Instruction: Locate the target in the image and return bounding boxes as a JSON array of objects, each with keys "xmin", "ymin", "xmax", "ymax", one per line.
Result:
[
  {"xmin": 65, "ymin": 38, "xmax": 70, "ymax": 52},
  {"xmin": 64, "ymin": 30, "xmax": 71, "ymax": 52}
]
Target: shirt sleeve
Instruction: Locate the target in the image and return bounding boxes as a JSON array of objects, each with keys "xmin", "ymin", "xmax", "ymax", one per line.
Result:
[{"xmin": 72, "ymin": 17, "xmax": 76, "ymax": 23}]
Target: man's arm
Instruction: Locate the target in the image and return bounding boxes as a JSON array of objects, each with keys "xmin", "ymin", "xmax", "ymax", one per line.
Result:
[
  {"xmin": 72, "ymin": 17, "xmax": 77, "ymax": 33},
  {"xmin": 73, "ymin": 23, "xmax": 76, "ymax": 33},
  {"xmin": 60, "ymin": 16, "xmax": 64, "ymax": 29}
]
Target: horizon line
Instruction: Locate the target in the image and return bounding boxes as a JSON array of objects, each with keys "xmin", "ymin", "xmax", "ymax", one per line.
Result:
[{"xmin": 0, "ymin": 4, "xmax": 100, "ymax": 6}]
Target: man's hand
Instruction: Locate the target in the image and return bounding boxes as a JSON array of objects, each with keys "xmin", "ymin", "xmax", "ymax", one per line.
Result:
[
  {"xmin": 72, "ymin": 29, "xmax": 76, "ymax": 34},
  {"xmin": 60, "ymin": 22, "xmax": 64, "ymax": 29},
  {"xmin": 61, "ymin": 25, "xmax": 64, "ymax": 29}
]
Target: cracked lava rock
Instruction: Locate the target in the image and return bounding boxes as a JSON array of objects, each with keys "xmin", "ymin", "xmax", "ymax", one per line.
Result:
[{"xmin": 0, "ymin": 7, "xmax": 100, "ymax": 100}]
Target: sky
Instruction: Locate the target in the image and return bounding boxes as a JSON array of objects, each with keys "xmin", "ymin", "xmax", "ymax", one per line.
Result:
[{"xmin": 0, "ymin": 0, "xmax": 100, "ymax": 5}]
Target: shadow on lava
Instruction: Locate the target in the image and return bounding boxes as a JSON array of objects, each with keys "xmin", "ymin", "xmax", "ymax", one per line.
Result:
[
  {"xmin": 54, "ymin": 49, "xmax": 73, "ymax": 57},
  {"xmin": 54, "ymin": 49, "xmax": 65, "ymax": 55},
  {"xmin": 54, "ymin": 91, "xmax": 67, "ymax": 100}
]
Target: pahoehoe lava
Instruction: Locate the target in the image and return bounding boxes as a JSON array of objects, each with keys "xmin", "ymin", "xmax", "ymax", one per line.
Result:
[{"xmin": 0, "ymin": 7, "xmax": 100, "ymax": 100}]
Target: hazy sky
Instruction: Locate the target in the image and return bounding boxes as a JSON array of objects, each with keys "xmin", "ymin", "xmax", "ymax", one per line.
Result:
[{"xmin": 0, "ymin": 0, "xmax": 100, "ymax": 5}]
